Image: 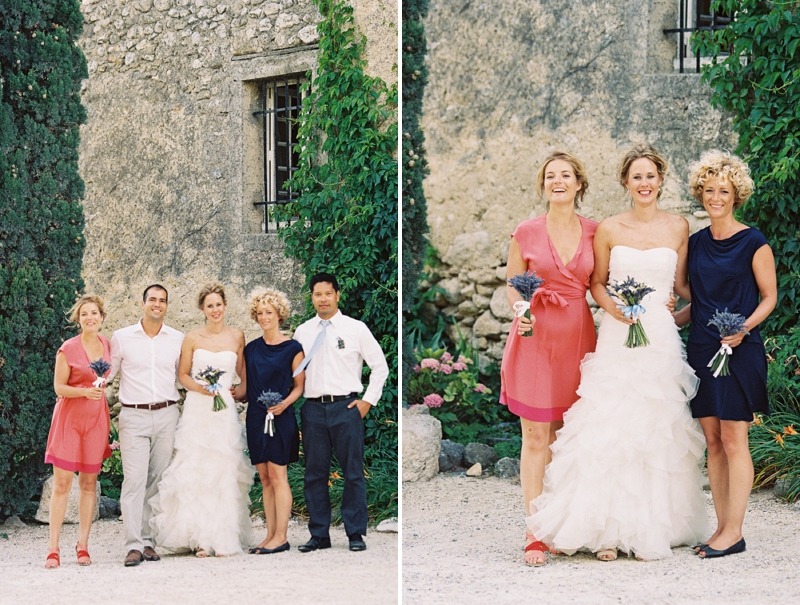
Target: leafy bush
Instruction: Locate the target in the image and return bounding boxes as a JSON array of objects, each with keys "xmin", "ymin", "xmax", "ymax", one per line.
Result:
[
  {"xmin": 0, "ymin": 0, "xmax": 87, "ymax": 516},
  {"xmin": 99, "ymin": 423, "xmax": 122, "ymax": 500},
  {"xmin": 750, "ymin": 412, "xmax": 800, "ymax": 501}
]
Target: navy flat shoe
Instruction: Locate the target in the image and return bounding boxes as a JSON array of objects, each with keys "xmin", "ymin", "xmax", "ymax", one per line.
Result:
[
  {"xmin": 692, "ymin": 543, "xmax": 709, "ymax": 554},
  {"xmin": 250, "ymin": 542, "xmax": 290, "ymax": 554},
  {"xmin": 699, "ymin": 538, "xmax": 746, "ymax": 558}
]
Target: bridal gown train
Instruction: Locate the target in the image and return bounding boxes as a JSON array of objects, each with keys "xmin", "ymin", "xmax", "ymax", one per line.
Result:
[
  {"xmin": 149, "ymin": 349, "xmax": 253, "ymax": 555},
  {"xmin": 526, "ymin": 246, "xmax": 710, "ymax": 560}
]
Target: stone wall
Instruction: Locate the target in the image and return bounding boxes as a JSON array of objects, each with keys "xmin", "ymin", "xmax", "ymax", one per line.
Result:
[
  {"xmin": 77, "ymin": 0, "xmax": 397, "ymax": 340},
  {"xmin": 419, "ymin": 0, "xmax": 736, "ymax": 366}
]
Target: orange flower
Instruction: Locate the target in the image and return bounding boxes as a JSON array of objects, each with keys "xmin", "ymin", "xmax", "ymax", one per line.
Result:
[
  {"xmin": 327, "ymin": 480, "xmax": 333, "ymax": 487},
  {"xmin": 752, "ymin": 414, "xmax": 763, "ymax": 426},
  {"xmin": 784, "ymin": 425, "xmax": 798, "ymax": 436},
  {"xmin": 775, "ymin": 434, "xmax": 785, "ymax": 446},
  {"xmin": 330, "ymin": 471, "xmax": 341, "ymax": 480}
]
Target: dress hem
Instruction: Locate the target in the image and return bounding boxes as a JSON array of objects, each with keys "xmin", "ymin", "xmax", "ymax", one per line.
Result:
[
  {"xmin": 45, "ymin": 454, "xmax": 106, "ymax": 474},
  {"xmin": 502, "ymin": 393, "xmax": 569, "ymax": 422}
]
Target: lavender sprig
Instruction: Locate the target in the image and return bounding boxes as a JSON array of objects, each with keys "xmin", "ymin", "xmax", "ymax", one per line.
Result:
[
  {"xmin": 88, "ymin": 358, "xmax": 111, "ymax": 387},
  {"xmin": 706, "ymin": 309, "xmax": 749, "ymax": 377},
  {"xmin": 195, "ymin": 366, "xmax": 227, "ymax": 411},
  {"xmin": 606, "ymin": 276, "xmax": 656, "ymax": 348},
  {"xmin": 508, "ymin": 271, "xmax": 544, "ymax": 338},
  {"xmin": 257, "ymin": 390, "xmax": 284, "ymax": 435}
]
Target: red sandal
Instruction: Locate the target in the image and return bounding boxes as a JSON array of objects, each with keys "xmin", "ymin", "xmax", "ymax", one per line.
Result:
[
  {"xmin": 76, "ymin": 543, "xmax": 91, "ymax": 566},
  {"xmin": 524, "ymin": 537, "xmax": 549, "ymax": 567},
  {"xmin": 45, "ymin": 549, "xmax": 60, "ymax": 569}
]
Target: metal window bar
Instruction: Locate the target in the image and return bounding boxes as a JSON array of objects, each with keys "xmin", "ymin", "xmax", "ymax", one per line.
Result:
[
  {"xmin": 252, "ymin": 77, "xmax": 304, "ymax": 233},
  {"xmin": 663, "ymin": 0, "xmax": 730, "ymax": 73}
]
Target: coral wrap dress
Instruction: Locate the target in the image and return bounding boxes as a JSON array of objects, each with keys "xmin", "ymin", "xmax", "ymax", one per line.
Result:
[
  {"xmin": 44, "ymin": 335, "xmax": 112, "ymax": 473},
  {"xmin": 500, "ymin": 214, "xmax": 598, "ymax": 421}
]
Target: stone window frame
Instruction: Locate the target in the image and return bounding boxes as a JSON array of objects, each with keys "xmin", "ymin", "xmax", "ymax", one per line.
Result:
[{"xmin": 230, "ymin": 45, "xmax": 318, "ymax": 237}]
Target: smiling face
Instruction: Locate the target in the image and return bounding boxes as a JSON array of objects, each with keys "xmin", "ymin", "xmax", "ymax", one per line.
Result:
[
  {"xmin": 78, "ymin": 302, "xmax": 103, "ymax": 334},
  {"xmin": 543, "ymin": 159, "xmax": 582, "ymax": 208},
  {"xmin": 201, "ymin": 292, "xmax": 226, "ymax": 324},
  {"xmin": 142, "ymin": 287, "xmax": 168, "ymax": 322},
  {"xmin": 256, "ymin": 302, "xmax": 281, "ymax": 333},
  {"xmin": 625, "ymin": 157, "xmax": 663, "ymax": 206},
  {"xmin": 701, "ymin": 175, "xmax": 736, "ymax": 219},
  {"xmin": 311, "ymin": 281, "xmax": 340, "ymax": 320}
]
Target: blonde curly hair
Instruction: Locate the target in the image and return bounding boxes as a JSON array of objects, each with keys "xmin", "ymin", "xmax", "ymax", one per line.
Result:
[
  {"xmin": 248, "ymin": 288, "xmax": 291, "ymax": 323},
  {"xmin": 688, "ymin": 150, "xmax": 754, "ymax": 209},
  {"xmin": 197, "ymin": 283, "xmax": 226, "ymax": 309},
  {"xmin": 67, "ymin": 294, "xmax": 106, "ymax": 328}
]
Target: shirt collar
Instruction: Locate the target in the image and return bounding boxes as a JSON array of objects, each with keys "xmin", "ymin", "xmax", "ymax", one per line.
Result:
[
  {"xmin": 136, "ymin": 318, "xmax": 168, "ymax": 337},
  {"xmin": 316, "ymin": 310, "xmax": 342, "ymax": 326}
]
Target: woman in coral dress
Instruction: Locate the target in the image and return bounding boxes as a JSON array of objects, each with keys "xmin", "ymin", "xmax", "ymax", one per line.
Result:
[
  {"xmin": 499, "ymin": 151, "xmax": 598, "ymax": 565},
  {"xmin": 44, "ymin": 294, "xmax": 112, "ymax": 568}
]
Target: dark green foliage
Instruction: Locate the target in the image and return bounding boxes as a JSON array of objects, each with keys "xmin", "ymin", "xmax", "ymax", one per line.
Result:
[
  {"xmin": 401, "ymin": 0, "xmax": 430, "ymax": 400},
  {"xmin": 0, "ymin": 0, "xmax": 87, "ymax": 516},
  {"xmin": 694, "ymin": 1, "xmax": 800, "ymax": 334},
  {"xmin": 275, "ymin": 0, "xmax": 397, "ymax": 520}
]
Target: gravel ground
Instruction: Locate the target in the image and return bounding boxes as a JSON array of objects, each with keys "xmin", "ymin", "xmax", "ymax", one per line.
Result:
[
  {"xmin": 403, "ymin": 474, "xmax": 800, "ymax": 605},
  {"xmin": 0, "ymin": 519, "xmax": 397, "ymax": 605}
]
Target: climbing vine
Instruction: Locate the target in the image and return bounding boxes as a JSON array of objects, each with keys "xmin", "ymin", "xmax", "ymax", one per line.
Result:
[
  {"xmin": 276, "ymin": 0, "xmax": 397, "ymax": 519},
  {"xmin": 695, "ymin": 0, "xmax": 800, "ymax": 334}
]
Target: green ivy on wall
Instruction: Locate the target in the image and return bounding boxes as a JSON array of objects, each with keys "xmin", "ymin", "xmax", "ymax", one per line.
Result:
[
  {"xmin": 276, "ymin": 0, "xmax": 398, "ymax": 519},
  {"xmin": 0, "ymin": 0, "xmax": 88, "ymax": 516},
  {"xmin": 401, "ymin": 0, "xmax": 430, "ymax": 401},
  {"xmin": 695, "ymin": 0, "xmax": 800, "ymax": 334}
]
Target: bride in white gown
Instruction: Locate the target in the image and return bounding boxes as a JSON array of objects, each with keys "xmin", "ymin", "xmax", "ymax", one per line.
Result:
[
  {"xmin": 526, "ymin": 145, "xmax": 710, "ymax": 561},
  {"xmin": 149, "ymin": 284, "xmax": 253, "ymax": 556}
]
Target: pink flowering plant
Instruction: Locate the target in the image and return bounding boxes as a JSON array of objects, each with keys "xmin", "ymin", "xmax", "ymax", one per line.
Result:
[{"xmin": 407, "ymin": 346, "xmax": 495, "ymax": 432}]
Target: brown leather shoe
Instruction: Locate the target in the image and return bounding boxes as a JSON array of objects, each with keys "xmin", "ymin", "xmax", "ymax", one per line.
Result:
[
  {"xmin": 142, "ymin": 546, "xmax": 161, "ymax": 562},
  {"xmin": 124, "ymin": 549, "xmax": 143, "ymax": 567}
]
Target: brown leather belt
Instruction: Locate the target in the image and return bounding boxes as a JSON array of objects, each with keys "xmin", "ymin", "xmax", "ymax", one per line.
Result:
[
  {"xmin": 121, "ymin": 401, "xmax": 177, "ymax": 411},
  {"xmin": 305, "ymin": 392, "xmax": 358, "ymax": 403}
]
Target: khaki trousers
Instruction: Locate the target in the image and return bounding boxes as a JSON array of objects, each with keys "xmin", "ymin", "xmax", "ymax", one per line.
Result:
[{"xmin": 118, "ymin": 404, "xmax": 179, "ymax": 552}]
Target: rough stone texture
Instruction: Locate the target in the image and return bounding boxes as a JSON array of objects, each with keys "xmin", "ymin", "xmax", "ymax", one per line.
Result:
[
  {"xmin": 773, "ymin": 477, "xmax": 793, "ymax": 499},
  {"xmin": 494, "ymin": 457, "xmax": 520, "ymax": 481},
  {"xmin": 76, "ymin": 0, "xmax": 397, "ymax": 342},
  {"xmin": 36, "ymin": 475, "xmax": 101, "ymax": 524},
  {"xmin": 402, "ymin": 407, "xmax": 442, "ymax": 483},
  {"xmin": 464, "ymin": 442, "xmax": 498, "ymax": 468},
  {"xmin": 375, "ymin": 517, "xmax": 398, "ymax": 533},
  {"xmin": 418, "ymin": 0, "xmax": 737, "ymax": 358},
  {"xmin": 1, "ymin": 515, "xmax": 26, "ymax": 529},
  {"xmin": 99, "ymin": 496, "xmax": 122, "ymax": 519},
  {"xmin": 438, "ymin": 439, "xmax": 465, "ymax": 472}
]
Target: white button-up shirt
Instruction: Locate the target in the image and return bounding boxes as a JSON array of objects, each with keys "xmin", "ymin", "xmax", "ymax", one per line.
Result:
[
  {"xmin": 293, "ymin": 310, "xmax": 389, "ymax": 406},
  {"xmin": 109, "ymin": 320, "xmax": 184, "ymax": 405}
]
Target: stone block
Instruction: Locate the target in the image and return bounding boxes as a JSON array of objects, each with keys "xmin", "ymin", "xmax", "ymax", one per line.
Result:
[
  {"xmin": 473, "ymin": 310, "xmax": 502, "ymax": 338},
  {"xmin": 36, "ymin": 475, "xmax": 101, "ymax": 524},
  {"xmin": 2, "ymin": 515, "xmax": 26, "ymax": 529},
  {"xmin": 464, "ymin": 442, "xmax": 499, "ymax": 467},
  {"xmin": 442, "ymin": 231, "xmax": 498, "ymax": 269},
  {"xmin": 472, "ymin": 293, "xmax": 491, "ymax": 310},
  {"xmin": 439, "ymin": 439, "xmax": 466, "ymax": 472},
  {"xmin": 494, "ymin": 457, "xmax": 520, "ymax": 480},
  {"xmin": 402, "ymin": 408, "xmax": 442, "ymax": 483},
  {"xmin": 439, "ymin": 277, "xmax": 464, "ymax": 305},
  {"xmin": 490, "ymin": 285, "xmax": 515, "ymax": 321},
  {"xmin": 465, "ymin": 463, "xmax": 482, "ymax": 477},
  {"xmin": 457, "ymin": 300, "xmax": 479, "ymax": 317},
  {"xmin": 376, "ymin": 518, "xmax": 398, "ymax": 533},
  {"xmin": 99, "ymin": 496, "xmax": 122, "ymax": 519}
]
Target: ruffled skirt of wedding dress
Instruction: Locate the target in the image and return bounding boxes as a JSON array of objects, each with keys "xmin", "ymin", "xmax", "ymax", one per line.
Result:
[
  {"xmin": 149, "ymin": 392, "xmax": 254, "ymax": 556},
  {"xmin": 526, "ymin": 309, "xmax": 711, "ymax": 560}
]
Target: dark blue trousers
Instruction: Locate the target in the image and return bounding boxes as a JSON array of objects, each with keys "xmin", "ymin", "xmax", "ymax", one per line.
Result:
[{"xmin": 300, "ymin": 397, "xmax": 367, "ymax": 538}]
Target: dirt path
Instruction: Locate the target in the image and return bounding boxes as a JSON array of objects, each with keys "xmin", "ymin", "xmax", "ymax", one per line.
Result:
[
  {"xmin": 0, "ymin": 519, "xmax": 397, "ymax": 605},
  {"xmin": 403, "ymin": 474, "xmax": 800, "ymax": 605}
]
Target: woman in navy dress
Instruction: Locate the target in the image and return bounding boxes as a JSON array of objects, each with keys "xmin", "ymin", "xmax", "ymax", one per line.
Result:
[
  {"xmin": 678, "ymin": 150, "xmax": 777, "ymax": 559},
  {"xmin": 234, "ymin": 288, "xmax": 304, "ymax": 554}
]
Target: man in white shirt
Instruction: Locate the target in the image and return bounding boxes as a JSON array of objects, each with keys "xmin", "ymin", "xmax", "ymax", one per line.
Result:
[
  {"xmin": 293, "ymin": 273, "xmax": 389, "ymax": 553},
  {"xmin": 109, "ymin": 284, "xmax": 184, "ymax": 567}
]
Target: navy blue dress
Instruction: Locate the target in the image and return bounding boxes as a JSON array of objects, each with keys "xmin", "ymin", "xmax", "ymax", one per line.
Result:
[
  {"xmin": 687, "ymin": 227, "xmax": 770, "ymax": 421},
  {"xmin": 244, "ymin": 338, "xmax": 303, "ymax": 465}
]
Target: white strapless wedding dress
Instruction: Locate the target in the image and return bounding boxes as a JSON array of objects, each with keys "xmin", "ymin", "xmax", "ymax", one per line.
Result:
[
  {"xmin": 149, "ymin": 349, "xmax": 253, "ymax": 555},
  {"xmin": 526, "ymin": 246, "xmax": 710, "ymax": 560}
]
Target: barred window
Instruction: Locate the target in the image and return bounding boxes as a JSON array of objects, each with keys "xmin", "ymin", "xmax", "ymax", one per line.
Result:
[
  {"xmin": 663, "ymin": 0, "xmax": 730, "ymax": 73},
  {"xmin": 251, "ymin": 76, "xmax": 306, "ymax": 233}
]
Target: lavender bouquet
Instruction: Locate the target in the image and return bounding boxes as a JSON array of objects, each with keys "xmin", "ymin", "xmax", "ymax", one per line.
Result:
[
  {"xmin": 606, "ymin": 276, "xmax": 656, "ymax": 348},
  {"xmin": 508, "ymin": 271, "xmax": 544, "ymax": 338},
  {"xmin": 195, "ymin": 366, "xmax": 227, "ymax": 412},
  {"xmin": 707, "ymin": 309, "xmax": 749, "ymax": 377},
  {"xmin": 88, "ymin": 358, "xmax": 111, "ymax": 388},
  {"xmin": 257, "ymin": 390, "xmax": 283, "ymax": 435}
]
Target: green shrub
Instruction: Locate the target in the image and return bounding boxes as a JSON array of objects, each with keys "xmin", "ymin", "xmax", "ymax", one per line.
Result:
[
  {"xmin": 99, "ymin": 423, "xmax": 123, "ymax": 500},
  {"xmin": 0, "ymin": 0, "xmax": 87, "ymax": 516}
]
